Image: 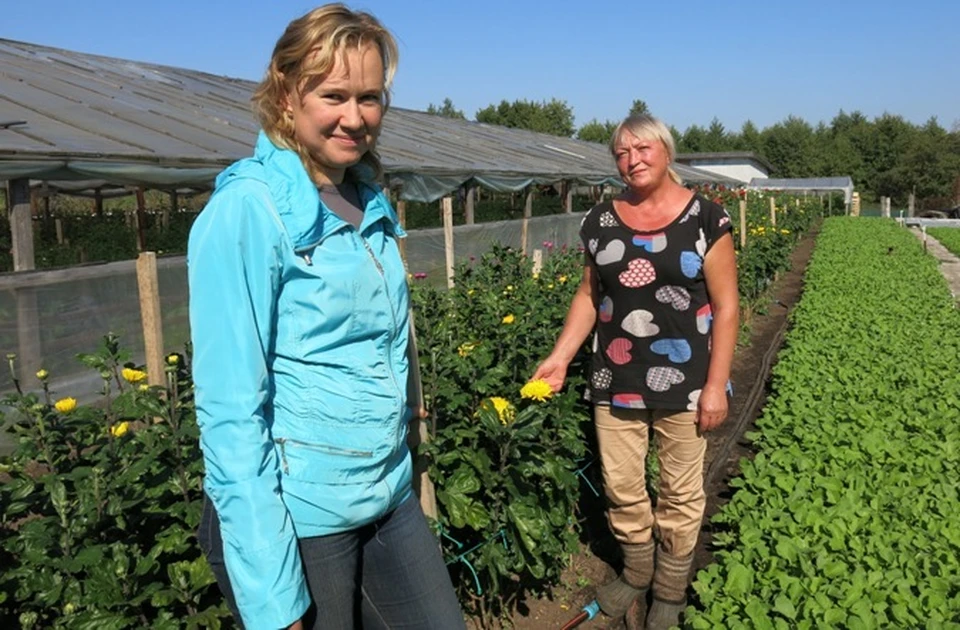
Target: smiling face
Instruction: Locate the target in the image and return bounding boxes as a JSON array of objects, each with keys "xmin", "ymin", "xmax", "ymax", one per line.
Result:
[
  {"xmin": 284, "ymin": 43, "xmax": 385, "ymax": 185},
  {"xmin": 613, "ymin": 130, "xmax": 672, "ymax": 193}
]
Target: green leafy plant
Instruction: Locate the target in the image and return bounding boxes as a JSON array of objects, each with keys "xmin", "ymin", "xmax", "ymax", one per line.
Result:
[{"xmin": 0, "ymin": 335, "xmax": 229, "ymax": 628}]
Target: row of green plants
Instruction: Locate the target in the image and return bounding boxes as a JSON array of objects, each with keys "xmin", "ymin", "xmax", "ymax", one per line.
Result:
[
  {"xmin": 685, "ymin": 218, "xmax": 960, "ymax": 628},
  {"xmin": 0, "ymin": 191, "xmax": 819, "ymax": 627},
  {"xmin": 928, "ymin": 227, "xmax": 960, "ymax": 259}
]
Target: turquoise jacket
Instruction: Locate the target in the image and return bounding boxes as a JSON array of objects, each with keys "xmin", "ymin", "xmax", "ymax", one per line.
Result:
[{"xmin": 187, "ymin": 132, "xmax": 413, "ymax": 628}]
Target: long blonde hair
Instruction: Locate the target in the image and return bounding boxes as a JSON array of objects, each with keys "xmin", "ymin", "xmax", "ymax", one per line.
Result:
[
  {"xmin": 610, "ymin": 114, "xmax": 683, "ymax": 185},
  {"xmin": 252, "ymin": 4, "xmax": 399, "ymax": 183}
]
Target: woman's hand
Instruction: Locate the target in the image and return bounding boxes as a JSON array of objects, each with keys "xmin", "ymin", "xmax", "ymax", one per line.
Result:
[
  {"xmin": 697, "ymin": 383, "xmax": 729, "ymax": 432},
  {"xmin": 531, "ymin": 356, "xmax": 569, "ymax": 393},
  {"xmin": 287, "ymin": 620, "xmax": 303, "ymax": 630}
]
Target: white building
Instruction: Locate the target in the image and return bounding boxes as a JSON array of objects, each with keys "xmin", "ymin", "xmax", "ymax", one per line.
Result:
[{"xmin": 674, "ymin": 152, "xmax": 773, "ymax": 185}]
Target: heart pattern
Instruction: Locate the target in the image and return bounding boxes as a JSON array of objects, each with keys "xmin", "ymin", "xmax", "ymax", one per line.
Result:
[
  {"xmin": 591, "ymin": 368, "xmax": 613, "ymax": 390},
  {"xmin": 696, "ymin": 229, "xmax": 708, "ymax": 257},
  {"xmin": 612, "ymin": 393, "xmax": 646, "ymax": 409},
  {"xmin": 687, "ymin": 389, "xmax": 701, "ymax": 411},
  {"xmin": 595, "ymin": 239, "xmax": 625, "ymax": 266},
  {"xmin": 679, "ymin": 199, "xmax": 701, "ymax": 224},
  {"xmin": 632, "ymin": 233, "xmax": 667, "ymax": 253},
  {"xmin": 606, "ymin": 338, "xmax": 633, "ymax": 365},
  {"xmin": 588, "ymin": 238, "xmax": 599, "ymax": 255},
  {"xmin": 680, "ymin": 251, "xmax": 701, "ymax": 278},
  {"xmin": 598, "ymin": 296, "xmax": 614, "ymax": 322},
  {"xmin": 650, "ymin": 338, "xmax": 692, "ymax": 363},
  {"xmin": 622, "ymin": 309, "xmax": 659, "ymax": 338},
  {"xmin": 646, "ymin": 367, "xmax": 685, "ymax": 392},
  {"xmin": 655, "ymin": 286, "xmax": 691, "ymax": 311},
  {"xmin": 696, "ymin": 304, "xmax": 713, "ymax": 334},
  {"xmin": 599, "ymin": 211, "xmax": 617, "ymax": 228},
  {"xmin": 619, "ymin": 258, "xmax": 656, "ymax": 288}
]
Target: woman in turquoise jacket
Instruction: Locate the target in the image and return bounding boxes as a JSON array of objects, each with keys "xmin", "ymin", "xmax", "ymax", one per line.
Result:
[{"xmin": 187, "ymin": 5, "xmax": 464, "ymax": 629}]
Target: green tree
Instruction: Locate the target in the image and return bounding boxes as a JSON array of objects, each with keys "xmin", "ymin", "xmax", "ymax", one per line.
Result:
[
  {"xmin": 702, "ymin": 117, "xmax": 729, "ymax": 152},
  {"xmin": 629, "ymin": 99, "xmax": 650, "ymax": 116},
  {"xmin": 760, "ymin": 115, "xmax": 817, "ymax": 178},
  {"xmin": 426, "ymin": 97, "xmax": 466, "ymax": 120},
  {"xmin": 475, "ymin": 98, "xmax": 576, "ymax": 137},
  {"xmin": 576, "ymin": 119, "xmax": 618, "ymax": 144}
]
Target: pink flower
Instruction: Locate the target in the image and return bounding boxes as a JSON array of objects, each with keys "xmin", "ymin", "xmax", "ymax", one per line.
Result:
[{"xmin": 413, "ymin": 272, "xmax": 428, "ymax": 280}]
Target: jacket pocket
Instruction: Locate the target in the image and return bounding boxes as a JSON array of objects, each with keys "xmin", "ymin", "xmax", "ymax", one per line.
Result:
[{"xmin": 274, "ymin": 437, "xmax": 388, "ymax": 486}]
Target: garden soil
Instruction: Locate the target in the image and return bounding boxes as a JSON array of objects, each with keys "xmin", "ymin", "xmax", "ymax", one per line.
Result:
[{"xmin": 497, "ymin": 228, "xmax": 820, "ymax": 630}]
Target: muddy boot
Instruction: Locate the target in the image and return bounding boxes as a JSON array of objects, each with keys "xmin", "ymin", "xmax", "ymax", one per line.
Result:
[
  {"xmin": 645, "ymin": 547, "xmax": 693, "ymax": 630},
  {"xmin": 595, "ymin": 539, "xmax": 654, "ymax": 618}
]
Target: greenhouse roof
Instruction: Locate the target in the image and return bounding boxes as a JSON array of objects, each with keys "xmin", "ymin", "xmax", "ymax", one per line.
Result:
[
  {"xmin": 747, "ymin": 177, "xmax": 854, "ymax": 203},
  {"xmin": 0, "ymin": 38, "xmax": 736, "ymax": 201}
]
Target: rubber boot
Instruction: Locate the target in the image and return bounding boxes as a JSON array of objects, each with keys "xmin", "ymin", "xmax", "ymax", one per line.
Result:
[
  {"xmin": 645, "ymin": 547, "xmax": 693, "ymax": 630},
  {"xmin": 595, "ymin": 539, "xmax": 654, "ymax": 618}
]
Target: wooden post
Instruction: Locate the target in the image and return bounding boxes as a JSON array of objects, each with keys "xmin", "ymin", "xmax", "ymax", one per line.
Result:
[
  {"xmin": 136, "ymin": 252, "xmax": 165, "ymax": 388},
  {"xmin": 738, "ymin": 199, "xmax": 747, "ymax": 249},
  {"xmin": 532, "ymin": 248, "xmax": 543, "ymax": 275},
  {"xmin": 55, "ymin": 218, "xmax": 64, "ymax": 244},
  {"xmin": 521, "ymin": 188, "xmax": 533, "ymax": 255},
  {"xmin": 908, "ymin": 191, "xmax": 915, "ymax": 218},
  {"xmin": 828, "ymin": 194, "xmax": 833, "ymax": 215},
  {"xmin": 8, "ymin": 178, "xmax": 35, "ymax": 271},
  {"xmin": 851, "ymin": 192, "xmax": 860, "ymax": 217},
  {"xmin": 397, "ymin": 198, "xmax": 407, "ymax": 267},
  {"xmin": 405, "ymin": 313, "xmax": 437, "ymax": 519},
  {"xmin": 564, "ymin": 181, "xmax": 574, "ymax": 213},
  {"xmin": 769, "ymin": 196, "xmax": 777, "ymax": 228},
  {"xmin": 442, "ymin": 196, "xmax": 454, "ymax": 289},
  {"xmin": 464, "ymin": 186, "xmax": 475, "ymax": 225}
]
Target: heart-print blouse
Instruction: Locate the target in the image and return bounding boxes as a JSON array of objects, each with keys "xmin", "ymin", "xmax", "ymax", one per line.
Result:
[{"xmin": 579, "ymin": 194, "xmax": 733, "ymax": 411}]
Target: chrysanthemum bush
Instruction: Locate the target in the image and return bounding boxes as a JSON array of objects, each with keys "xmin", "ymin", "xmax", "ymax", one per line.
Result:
[
  {"xmin": 0, "ymin": 333, "xmax": 229, "ymax": 629},
  {"xmin": 410, "ymin": 244, "xmax": 595, "ymax": 625}
]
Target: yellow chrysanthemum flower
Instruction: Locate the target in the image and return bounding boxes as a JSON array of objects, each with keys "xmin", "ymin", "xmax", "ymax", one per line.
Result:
[
  {"xmin": 558, "ymin": 275, "xmax": 568, "ymax": 284},
  {"xmin": 138, "ymin": 384, "xmax": 149, "ymax": 392},
  {"xmin": 780, "ymin": 229, "xmax": 790, "ymax": 234},
  {"xmin": 502, "ymin": 314, "xmax": 515, "ymax": 325},
  {"xmin": 54, "ymin": 397, "xmax": 77, "ymax": 413},
  {"xmin": 484, "ymin": 396, "xmax": 515, "ymax": 425},
  {"xmin": 521, "ymin": 379, "xmax": 554, "ymax": 402},
  {"xmin": 36, "ymin": 369, "xmax": 48, "ymax": 380},
  {"xmin": 122, "ymin": 368, "xmax": 147, "ymax": 383},
  {"xmin": 166, "ymin": 354, "xmax": 179, "ymax": 365},
  {"xmin": 458, "ymin": 342, "xmax": 478, "ymax": 358},
  {"xmin": 111, "ymin": 422, "xmax": 130, "ymax": 438}
]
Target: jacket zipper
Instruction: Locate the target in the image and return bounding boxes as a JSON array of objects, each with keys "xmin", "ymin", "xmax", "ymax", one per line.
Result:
[
  {"xmin": 275, "ymin": 437, "xmax": 375, "ymax": 474},
  {"xmin": 357, "ymin": 234, "xmax": 404, "ymax": 416}
]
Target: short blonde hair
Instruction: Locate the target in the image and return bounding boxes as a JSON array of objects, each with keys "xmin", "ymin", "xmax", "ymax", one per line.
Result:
[
  {"xmin": 610, "ymin": 114, "xmax": 682, "ymax": 185},
  {"xmin": 252, "ymin": 3, "xmax": 399, "ymax": 183}
]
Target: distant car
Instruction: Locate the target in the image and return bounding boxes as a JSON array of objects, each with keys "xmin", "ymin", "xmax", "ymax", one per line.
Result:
[{"xmin": 918, "ymin": 205, "xmax": 960, "ymax": 219}]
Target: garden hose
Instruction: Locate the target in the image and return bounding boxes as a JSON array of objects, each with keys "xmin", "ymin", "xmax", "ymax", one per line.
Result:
[{"xmin": 559, "ymin": 600, "xmax": 600, "ymax": 630}]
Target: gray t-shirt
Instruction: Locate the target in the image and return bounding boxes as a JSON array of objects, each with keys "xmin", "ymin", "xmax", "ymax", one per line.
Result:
[{"xmin": 320, "ymin": 182, "xmax": 364, "ymax": 229}]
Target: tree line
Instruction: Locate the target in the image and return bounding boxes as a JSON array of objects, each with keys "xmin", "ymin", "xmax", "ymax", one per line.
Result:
[{"xmin": 425, "ymin": 97, "xmax": 960, "ymax": 208}]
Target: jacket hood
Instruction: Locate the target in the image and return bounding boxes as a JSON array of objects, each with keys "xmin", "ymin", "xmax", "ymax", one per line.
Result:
[{"xmin": 214, "ymin": 131, "xmax": 403, "ymax": 251}]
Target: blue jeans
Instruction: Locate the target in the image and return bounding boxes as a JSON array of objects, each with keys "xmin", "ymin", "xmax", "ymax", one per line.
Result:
[{"xmin": 199, "ymin": 493, "xmax": 466, "ymax": 629}]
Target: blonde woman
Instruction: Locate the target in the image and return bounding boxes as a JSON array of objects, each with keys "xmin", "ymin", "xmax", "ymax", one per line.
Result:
[
  {"xmin": 188, "ymin": 5, "xmax": 464, "ymax": 629},
  {"xmin": 533, "ymin": 115, "xmax": 739, "ymax": 629}
]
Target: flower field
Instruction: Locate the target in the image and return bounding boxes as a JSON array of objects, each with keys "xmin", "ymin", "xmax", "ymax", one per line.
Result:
[{"xmin": 0, "ymin": 191, "xmax": 844, "ymax": 627}]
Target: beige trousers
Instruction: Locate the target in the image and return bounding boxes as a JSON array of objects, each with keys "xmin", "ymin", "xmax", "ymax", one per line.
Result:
[{"xmin": 594, "ymin": 405, "xmax": 706, "ymax": 557}]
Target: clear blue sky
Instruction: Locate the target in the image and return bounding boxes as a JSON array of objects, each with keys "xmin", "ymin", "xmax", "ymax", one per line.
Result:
[{"xmin": 6, "ymin": 0, "xmax": 958, "ymax": 133}]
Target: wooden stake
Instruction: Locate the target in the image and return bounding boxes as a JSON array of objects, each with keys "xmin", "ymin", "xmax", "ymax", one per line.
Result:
[
  {"xmin": 404, "ymin": 310, "xmax": 437, "ymax": 519},
  {"xmin": 532, "ymin": 248, "xmax": 543, "ymax": 275},
  {"xmin": 136, "ymin": 252, "xmax": 165, "ymax": 388},
  {"xmin": 739, "ymin": 199, "xmax": 747, "ymax": 249},
  {"xmin": 442, "ymin": 197, "xmax": 454, "ymax": 288},
  {"xmin": 521, "ymin": 189, "xmax": 533, "ymax": 255},
  {"xmin": 8, "ymin": 178, "xmax": 35, "ymax": 271},
  {"xmin": 564, "ymin": 181, "xmax": 574, "ymax": 213},
  {"xmin": 769, "ymin": 196, "xmax": 777, "ymax": 228},
  {"xmin": 55, "ymin": 218, "xmax": 64, "ymax": 245},
  {"xmin": 135, "ymin": 188, "xmax": 147, "ymax": 252},
  {"xmin": 465, "ymin": 186, "xmax": 475, "ymax": 225}
]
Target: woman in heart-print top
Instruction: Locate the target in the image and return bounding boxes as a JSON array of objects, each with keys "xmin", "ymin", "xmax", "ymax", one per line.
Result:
[{"xmin": 532, "ymin": 114, "xmax": 738, "ymax": 629}]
